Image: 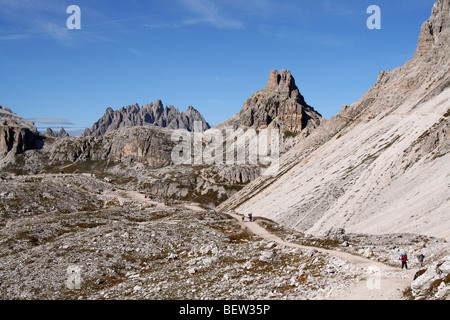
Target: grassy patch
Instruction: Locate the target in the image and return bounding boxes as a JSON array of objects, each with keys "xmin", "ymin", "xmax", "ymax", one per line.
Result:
[
  {"xmin": 228, "ymin": 229, "xmax": 254, "ymax": 243},
  {"xmin": 402, "ymin": 287, "xmax": 415, "ymax": 300},
  {"xmin": 284, "ymin": 130, "xmax": 298, "ymax": 138}
]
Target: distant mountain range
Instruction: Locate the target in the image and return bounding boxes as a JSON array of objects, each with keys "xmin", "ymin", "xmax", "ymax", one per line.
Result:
[{"xmin": 82, "ymin": 100, "xmax": 211, "ymax": 137}]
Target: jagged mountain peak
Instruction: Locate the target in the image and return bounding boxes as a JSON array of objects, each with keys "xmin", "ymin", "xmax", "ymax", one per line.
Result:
[
  {"xmin": 237, "ymin": 69, "xmax": 323, "ymax": 134},
  {"xmin": 83, "ymin": 101, "xmax": 210, "ymax": 137},
  {"xmin": 265, "ymin": 69, "xmax": 300, "ymax": 100},
  {"xmin": 45, "ymin": 127, "xmax": 69, "ymax": 139}
]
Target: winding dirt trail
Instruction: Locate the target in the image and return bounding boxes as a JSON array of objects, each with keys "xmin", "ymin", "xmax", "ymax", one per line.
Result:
[
  {"xmin": 108, "ymin": 190, "xmax": 416, "ymax": 300},
  {"xmin": 226, "ymin": 211, "xmax": 417, "ymax": 300}
]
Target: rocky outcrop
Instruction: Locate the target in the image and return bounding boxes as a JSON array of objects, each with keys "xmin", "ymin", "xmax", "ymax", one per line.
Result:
[
  {"xmin": 82, "ymin": 101, "xmax": 210, "ymax": 137},
  {"xmin": 411, "ymin": 255, "xmax": 450, "ymax": 300},
  {"xmin": 238, "ymin": 69, "xmax": 323, "ymax": 135},
  {"xmin": 47, "ymin": 126, "xmax": 176, "ymax": 168},
  {"xmin": 265, "ymin": 69, "xmax": 299, "ymax": 98},
  {"xmin": 324, "ymin": 228, "xmax": 349, "ymax": 243},
  {"xmin": 415, "ymin": 0, "xmax": 449, "ymax": 59},
  {"xmin": 0, "ymin": 106, "xmax": 44, "ymax": 159},
  {"xmin": 45, "ymin": 127, "xmax": 69, "ymax": 139},
  {"xmin": 0, "ymin": 126, "xmax": 39, "ymax": 156},
  {"xmin": 121, "ymin": 164, "xmax": 262, "ymax": 205}
]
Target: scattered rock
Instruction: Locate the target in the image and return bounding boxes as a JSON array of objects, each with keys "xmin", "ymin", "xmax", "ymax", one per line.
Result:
[
  {"xmin": 325, "ymin": 228, "xmax": 350, "ymax": 242},
  {"xmin": 364, "ymin": 247, "xmax": 374, "ymax": 258},
  {"xmin": 266, "ymin": 242, "xmax": 277, "ymax": 249},
  {"xmin": 411, "ymin": 255, "xmax": 450, "ymax": 300},
  {"xmin": 259, "ymin": 250, "xmax": 277, "ymax": 263},
  {"xmin": 306, "ymin": 249, "xmax": 318, "ymax": 258},
  {"xmin": 188, "ymin": 267, "xmax": 198, "ymax": 275}
]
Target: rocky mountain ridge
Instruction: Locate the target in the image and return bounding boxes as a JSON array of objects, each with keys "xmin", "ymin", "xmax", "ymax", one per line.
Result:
[
  {"xmin": 82, "ymin": 101, "xmax": 210, "ymax": 137},
  {"xmin": 45, "ymin": 127, "xmax": 69, "ymax": 139}
]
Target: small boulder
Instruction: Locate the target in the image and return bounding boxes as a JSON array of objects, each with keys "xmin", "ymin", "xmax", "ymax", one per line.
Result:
[
  {"xmin": 259, "ymin": 250, "xmax": 277, "ymax": 263},
  {"xmin": 306, "ymin": 249, "xmax": 318, "ymax": 258}
]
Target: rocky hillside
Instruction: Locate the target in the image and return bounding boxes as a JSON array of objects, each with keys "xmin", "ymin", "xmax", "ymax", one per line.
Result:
[
  {"xmin": 1, "ymin": 121, "xmax": 262, "ymax": 205},
  {"xmin": 218, "ymin": 0, "xmax": 450, "ymax": 240},
  {"xmin": 5, "ymin": 125, "xmax": 176, "ymax": 173},
  {"xmin": 1, "ymin": 172, "xmax": 447, "ymax": 300},
  {"xmin": 82, "ymin": 100, "xmax": 210, "ymax": 137}
]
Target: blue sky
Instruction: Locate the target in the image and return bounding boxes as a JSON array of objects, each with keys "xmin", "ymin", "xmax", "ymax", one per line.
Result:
[{"xmin": 0, "ymin": 0, "xmax": 438, "ymax": 135}]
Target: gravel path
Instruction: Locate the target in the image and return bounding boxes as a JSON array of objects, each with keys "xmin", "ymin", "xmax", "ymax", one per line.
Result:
[
  {"xmin": 115, "ymin": 190, "xmax": 417, "ymax": 300},
  {"xmin": 226, "ymin": 211, "xmax": 417, "ymax": 300}
]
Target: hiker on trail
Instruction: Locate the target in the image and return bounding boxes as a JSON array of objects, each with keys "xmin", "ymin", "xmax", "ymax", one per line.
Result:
[
  {"xmin": 242, "ymin": 214, "xmax": 245, "ymax": 222},
  {"xmin": 248, "ymin": 213, "xmax": 253, "ymax": 222},
  {"xmin": 400, "ymin": 253, "xmax": 408, "ymax": 269},
  {"xmin": 417, "ymin": 254, "xmax": 425, "ymax": 268}
]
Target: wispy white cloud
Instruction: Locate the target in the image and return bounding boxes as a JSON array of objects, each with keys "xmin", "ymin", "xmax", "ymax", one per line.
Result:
[
  {"xmin": 0, "ymin": 0, "xmax": 73, "ymax": 44},
  {"xmin": 0, "ymin": 21, "xmax": 81, "ymax": 46},
  {"xmin": 177, "ymin": 0, "xmax": 243, "ymax": 29},
  {"xmin": 258, "ymin": 24, "xmax": 351, "ymax": 47},
  {"xmin": 146, "ymin": 0, "xmax": 309, "ymax": 30},
  {"xmin": 319, "ymin": 0, "xmax": 360, "ymax": 16},
  {"xmin": 225, "ymin": 0, "xmax": 311, "ymax": 20},
  {"xmin": 29, "ymin": 118, "xmax": 75, "ymax": 126},
  {"xmin": 145, "ymin": 19, "xmax": 203, "ymax": 29},
  {"xmin": 40, "ymin": 21, "xmax": 72, "ymax": 42},
  {"xmin": 128, "ymin": 48, "xmax": 145, "ymax": 58},
  {"xmin": 0, "ymin": 0, "xmax": 113, "ymax": 45},
  {"xmin": 0, "ymin": 33, "xmax": 29, "ymax": 41}
]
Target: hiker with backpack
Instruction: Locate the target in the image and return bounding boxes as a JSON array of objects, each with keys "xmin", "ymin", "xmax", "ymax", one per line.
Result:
[{"xmin": 400, "ymin": 253, "xmax": 408, "ymax": 269}]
